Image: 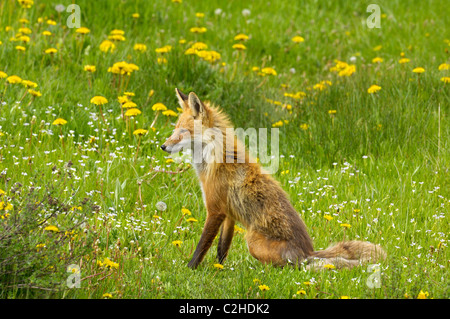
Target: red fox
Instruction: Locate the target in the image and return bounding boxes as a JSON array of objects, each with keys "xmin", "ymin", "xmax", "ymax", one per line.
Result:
[{"xmin": 161, "ymin": 88, "xmax": 386, "ymax": 270}]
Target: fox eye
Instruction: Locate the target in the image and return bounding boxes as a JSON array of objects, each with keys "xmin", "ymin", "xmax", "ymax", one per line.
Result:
[{"xmin": 178, "ymin": 128, "xmax": 189, "ymax": 134}]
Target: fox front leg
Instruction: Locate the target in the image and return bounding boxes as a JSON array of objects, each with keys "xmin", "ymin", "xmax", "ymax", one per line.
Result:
[{"xmin": 187, "ymin": 213, "xmax": 226, "ymax": 269}]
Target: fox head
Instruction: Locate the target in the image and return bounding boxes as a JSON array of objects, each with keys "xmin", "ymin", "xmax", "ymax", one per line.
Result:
[{"xmin": 161, "ymin": 88, "xmax": 215, "ymax": 154}]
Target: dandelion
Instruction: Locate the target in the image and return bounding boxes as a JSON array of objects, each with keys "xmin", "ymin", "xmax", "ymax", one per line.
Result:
[
  {"xmin": 190, "ymin": 27, "xmax": 207, "ymax": 34},
  {"xmin": 292, "ymin": 36, "xmax": 305, "ymax": 43},
  {"xmin": 156, "ymin": 201, "xmax": 167, "ymax": 211},
  {"xmin": 6, "ymin": 75, "xmax": 22, "ymax": 84},
  {"xmin": 441, "ymin": 77, "xmax": 450, "ymax": 84},
  {"xmin": 102, "ymin": 293, "xmax": 113, "ymax": 298},
  {"xmin": 234, "ymin": 33, "xmax": 249, "ymax": 41},
  {"xmin": 186, "ymin": 217, "xmax": 198, "ymax": 223},
  {"xmin": 157, "ymin": 57, "xmax": 168, "ymax": 64},
  {"xmin": 52, "ymin": 118, "xmax": 67, "ymax": 126},
  {"xmin": 367, "ymin": 84, "xmax": 382, "ymax": 94},
  {"xmin": 261, "ymin": 67, "xmax": 277, "ymax": 76},
  {"xmin": 84, "ymin": 65, "xmax": 96, "ymax": 73},
  {"xmin": 324, "ymin": 214, "xmax": 333, "ymax": 221},
  {"xmin": 172, "ymin": 240, "xmax": 182, "ymax": 247},
  {"xmin": 296, "ymin": 290, "xmax": 306, "ymax": 295},
  {"xmin": 438, "ymin": 63, "xmax": 450, "ymax": 71},
  {"xmin": 181, "ymin": 208, "xmax": 192, "ymax": 215},
  {"xmin": 412, "ymin": 67, "xmax": 425, "ymax": 87},
  {"xmin": 125, "ymin": 108, "xmax": 141, "ymax": 117},
  {"xmin": 258, "ymin": 285, "xmax": 270, "ymax": 291},
  {"xmin": 213, "ymin": 263, "xmax": 224, "ymax": 270},
  {"xmin": 103, "ymin": 257, "xmax": 119, "ymax": 269},
  {"xmin": 16, "ymin": 46, "xmax": 26, "ymax": 52},
  {"xmin": 372, "ymin": 57, "xmax": 383, "ymax": 63},
  {"xmin": 196, "ymin": 12, "xmax": 205, "ymax": 18},
  {"xmin": 42, "ymin": 30, "xmax": 52, "ymax": 36},
  {"xmin": 90, "ymin": 96, "xmax": 108, "ymax": 122},
  {"xmin": 399, "ymin": 58, "xmax": 410, "ymax": 64},
  {"xmin": 44, "ymin": 225, "xmax": 60, "ymax": 232},
  {"xmin": 0, "ymin": 71, "xmax": 6, "ymax": 79},
  {"xmin": 328, "ymin": 110, "xmax": 337, "ymax": 114},
  {"xmin": 46, "ymin": 19, "xmax": 57, "ymax": 26},
  {"xmin": 323, "ymin": 264, "xmax": 335, "ymax": 270},
  {"xmin": 133, "ymin": 129, "xmax": 148, "ymax": 161},
  {"xmin": 122, "ymin": 101, "xmax": 137, "ymax": 109},
  {"xmin": 132, "ymin": 13, "xmax": 140, "ymax": 19},
  {"xmin": 340, "ymin": 223, "xmax": 351, "ymax": 228},
  {"xmin": 28, "ymin": 89, "xmax": 42, "ymax": 98},
  {"xmin": 18, "ymin": 0, "xmax": 34, "ymax": 9},
  {"xmin": 45, "ymin": 48, "xmax": 58, "ymax": 54},
  {"xmin": 21, "ymin": 80, "xmax": 37, "ymax": 88},
  {"xmin": 134, "ymin": 43, "xmax": 147, "ymax": 52},
  {"xmin": 99, "ymin": 40, "xmax": 116, "ymax": 53},
  {"xmin": 340, "ymin": 296, "xmax": 350, "ymax": 299},
  {"xmin": 162, "ymin": 110, "xmax": 178, "ymax": 117},
  {"xmin": 155, "ymin": 45, "xmax": 171, "ymax": 53},
  {"xmin": 75, "ymin": 27, "xmax": 90, "ymax": 35},
  {"xmin": 232, "ymin": 43, "xmax": 246, "ymax": 51},
  {"xmin": 417, "ymin": 290, "xmax": 429, "ymax": 299}
]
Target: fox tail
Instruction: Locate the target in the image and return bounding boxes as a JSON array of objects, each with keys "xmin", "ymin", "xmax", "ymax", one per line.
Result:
[{"xmin": 306, "ymin": 240, "xmax": 386, "ymax": 270}]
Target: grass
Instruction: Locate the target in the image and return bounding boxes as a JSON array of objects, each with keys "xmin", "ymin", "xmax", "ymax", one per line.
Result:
[{"xmin": 0, "ymin": 0, "xmax": 448, "ymax": 299}]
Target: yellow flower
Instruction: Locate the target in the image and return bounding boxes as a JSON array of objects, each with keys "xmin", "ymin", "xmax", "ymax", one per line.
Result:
[
  {"xmin": 21, "ymin": 80, "xmax": 38, "ymax": 88},
  {"xmin": 412, "ymin": 67, "xmax": 425, "ymax": 73},
  {"xmin": 258, "ymin": 285, "xmax": 270, "ymax": 291},
  {"xmin": 162, "ymin": 110, "xmax": 178, "ymax": 117},
  {"xmin": 399, "ymin": 58, "xmax": 410, "ymax": 64},
  {"xmin": 324, "ymin": 214, "xmax": 333, "ymax": 221},
  {"xmin": 157, "ymin": 57, "xmax": 168, "ymax": 64},
  {"xmin": 340, "ymin": 296, "xmax": 350, "ymax": 299},
  {"xmin": 103, "ymin": 257, "xmax": 119, "ymax": 269},
  {"xmin": 133, "ymin": 129, "xmax": 148, "ymax": 136},
  {"xmin": 300, "ymin": 123, "xmax": 309, "ymax": 130},
  {"xmin": 108, "ymin": 61, "xmax": 139, "ymax": 75},
  {"xmin": 108, "ymin": 34, "xmax": 126, "ymax": 41},
  {"xmin": 172, "ymin": 240, "xmax": 183, "ymax": 247},
  {"xmin": 441, "ymin": 77, "xmax": 450, "ymax": 84},
  {"xmin": 6, "ymin": 75, "xmax": 22, "ymax": 84},
  {"xmin": 372, "ymin": 57, "xmax": 383, "ymax": 63},
  {"xmin": 186, "ymin": 217, "xmax": 198, "ymax": 223},
  {"xmin": 84, "ymin": 65, "xmax": 96, "ymax": 73},
  {"xmin": 340, "ymin": 223, "xmax": 351, "ymax": 228},
  {"xmin": 132, "ymin": 13, "xmax": 140, "ymax": 19},
  {"xmin": 0, "ymin": 72, "xmax": 6, "ymax": 79},
  {"xmin": 292, "ymin": 36, "xmax": 305, "ymax": 43},
  {"xmin": 296, "ymin": 290, "xmax": 306, "ymax": 295},
  {"xmin": 234, "ymin": 33, "xmax": 249, "ymax": 41},
  {"xmin": 190, "ymin": 27, "xmax": 207, "ymax": 34},
  {"xmin": 44, "ymin": 48, "xmax": 57, "ymax": 54},
  {"xmin": 181, "ymin": 208, "xmax": 191, "ymax": 215},
  {"xmin": 338, "ymin": 65, "xmax": 356, "ymax": 77},
  {"xmin": 99, "ymin": 40, "xmax": 116, "ymax": 53},
  {"xmin": 76, "ymin": 27, "xmax": 90, "ymax": 34},
  {"xmin": 41, "ymin": 30, "xmax": 52, "ymax": 36},
  {"xmin": 367, "ymin": 84, "xmax": 382, "ymax": 94},
  {"xmin": 134, "ymin": 43, "xmax": 147, "ymax": 52},
  {"xmin": 15, "ymin": 46, "xmax": 26, "ymax": 52},
  {"xmin": 272, "ymin": 120, "xmax": 283, "ymax": 127},
  {"xmin": 195, "ymin": 12, "xmax": 205, "ymax": 18},
  {"xmin": 438, "ymin": 63, "xmax": 450, "ymax": 71},
  {"xmin": 152, "ymin": 103, "xmax": 167, "ymax": 111},
  {"xmin": 28, "ymin": 89, "xmax": 42, "ymax": 97},
  {"xmin": 373, "ymin": 45, "xmax": 383, "ymax": 51},
  {"xmin": 323, "ymin": 264, "xmax": 335, "ymax": 269},
  {"xmin": 52, "ymin": 118, "xmax": 67, "ymax": 126},
  {"xmin": 122, "ymin": 101, "xmax": 137, "ymax": 109},
  {"xmin": 90, "ymin": 96, "xmax": 108, "ymax": 105},
  {"xmin": 18, "ymin": 0, "xmax": 34, "ymax": 9},
  {"xmin": 261, "ymin": 67, "xmax": 277, "ymax": 76},
  {"xmin": 328, "ymin": 110, "xmax": 337, "ymax": 114},
  {"xmin": 213, "ymin": 263, "xmax": 224, "ymax": 269},
  {"xmin": 110, "ymin": 29, "xmax": 125, "ymax": 36},
  {"xmin": 44, "ymin": 225, "xmax": 60, "ymax": 232},
  {"xmin": 232, "ymin": 43, "xmax": 246, "ymax": 51},
  {"xmin": 125, "ymin": 108, "xmax": 142, "ymax": 117},
  {"xmin": 417, "ymin": 290, "xmax": 429, "ymax": 299},
  {"xmin": 102, "ymin": 293, "xmax": 113, "ymax": 298},
  {"xmin": 47, "ymin": 19, "xmax": 57, "ymax": 26},
  {"xmin": 155, "ymin": 45, "xmax": 172, "ymax": 53}
]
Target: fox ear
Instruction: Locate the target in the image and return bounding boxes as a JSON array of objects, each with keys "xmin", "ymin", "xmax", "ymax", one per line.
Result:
[
  {"xmin": 175, "ymin": 88, "xmax": 189, "ymax": 109},
  {"xmin": 188, "ymin": 92, "xmax": 206, "ymax": 118}
]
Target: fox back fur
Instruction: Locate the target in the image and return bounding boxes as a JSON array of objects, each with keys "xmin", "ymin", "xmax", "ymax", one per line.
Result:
[{"xmin": 161, "ymin": 89, "xmax": 386, "ymax": 270}]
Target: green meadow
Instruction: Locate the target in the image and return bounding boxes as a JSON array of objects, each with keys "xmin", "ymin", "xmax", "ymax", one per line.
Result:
[{"xmin": 0, "ymin": 0, "xmax": 448, "ymax": 299}]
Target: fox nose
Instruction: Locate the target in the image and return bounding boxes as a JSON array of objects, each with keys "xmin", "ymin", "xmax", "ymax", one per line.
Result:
[{"xmin": 161, "ymin": 145, "xmax": 167, "ymax": 151}]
